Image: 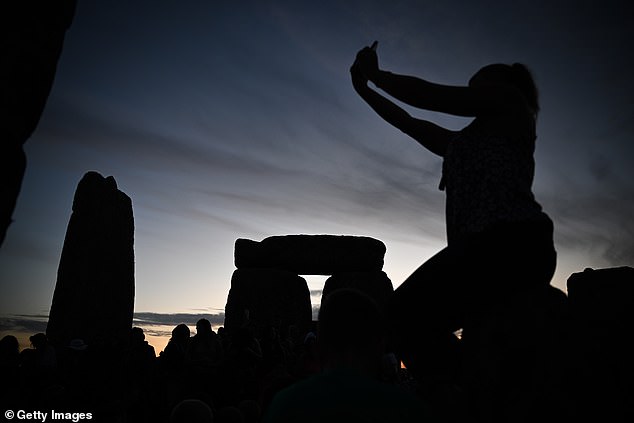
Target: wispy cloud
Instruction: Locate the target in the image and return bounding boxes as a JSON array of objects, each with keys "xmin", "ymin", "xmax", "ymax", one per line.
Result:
[
  {"xmin": 543, "ymin": 170, "xmax": 634, "ymax": 267},
  {"xmin": 39, "ymin": 96, "xmax": 449, "ymax": 242},
  {"xmin": 133, "ymin": 312, "xmax": 225, "ymax": 328},
  {"xmin": 0, "ymin": 315, "xmax": 49, "ymax": 334}
]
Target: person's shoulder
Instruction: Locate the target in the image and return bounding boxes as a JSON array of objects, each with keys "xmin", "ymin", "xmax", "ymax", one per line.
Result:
[
  {"xmin": 466, "ymin": 110, "xmax": 534, "ymax": 140},
  {"xmin": 144, "ymin": 342, "xmax": 156, "ymax": 354},
  {"xmin": 264, "ymin": 371, "xmax": 436, "ymax": 423},
  {"xmin": 262, "ymin": 375, "xmax": 322, "ymax": 423},
  {"xmin": 275, "ymin": 371, "xmax": 329, "ymax": 400}
]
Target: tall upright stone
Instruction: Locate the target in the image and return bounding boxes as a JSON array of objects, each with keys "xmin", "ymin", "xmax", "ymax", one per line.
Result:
[
  {"xmin": 225, "ymin": 268, "xmax": 312, "ymax": 339},
  {"xmin": 566, "ymin": 266, "xmax": 634, "ymax": 421},
  {"xmin": 47, "ymin": 171, "xmax": 135, "ymax": 347}
]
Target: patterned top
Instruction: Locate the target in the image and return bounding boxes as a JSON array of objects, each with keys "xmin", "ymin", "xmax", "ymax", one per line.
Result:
[{"xmin": 440, "ymin": 120, "xmax": 550, "ymax": 245}]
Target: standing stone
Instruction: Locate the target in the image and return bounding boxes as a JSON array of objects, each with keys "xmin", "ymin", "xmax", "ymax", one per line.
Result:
[
  {"xmin": 47, "ymin": 171, "xmax": 135, "ymax": 347},
  {"xmin": 566, "ymin": 266, "xmax": 634, "ymax": 421},
  {"xmin": 234, "ymin": 235, "xmax": 386, "ymax": 274},
  {"xmin": 567, "ymin": 266, "xmax": 634, "ymax": 327},
  {"xmin": 225, "ymin": 268, "xmax": 312, "ymax": 339}
]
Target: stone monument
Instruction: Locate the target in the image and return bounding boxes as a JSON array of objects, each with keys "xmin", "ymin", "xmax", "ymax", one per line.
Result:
[
  {"xmin": 226, "ymin": 234, "xmax": 392, "ymax": 339},
  {"xmin": 47, "ymin": 171, "xmax": 135, "ymax": 347}
]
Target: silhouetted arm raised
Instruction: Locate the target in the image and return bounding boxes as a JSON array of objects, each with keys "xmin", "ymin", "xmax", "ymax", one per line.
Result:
[
  {"xmin": 373, "ymin": 72, "xmax": 480, "ymax": 117},
  {"xmin": 351, "ymin": 64, "xmax": 453, "ymax": 157},
  {"xmin": 354, "ymin": 45, "xmax": 513, "ymax": 117}
]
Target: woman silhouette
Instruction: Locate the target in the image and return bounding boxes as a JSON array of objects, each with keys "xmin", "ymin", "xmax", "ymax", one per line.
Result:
[{"xmin": 350, "ymin": 43, "xmax": 556, "ymax": 392}]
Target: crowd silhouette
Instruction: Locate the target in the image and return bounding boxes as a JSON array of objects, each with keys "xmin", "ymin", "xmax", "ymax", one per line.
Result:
[
  {"xmin": 0, "ymin": 310, "xmax": 423, "ymax": 423},
  {"xmin": 3, "ymin": 277, "xmax": 630, "ymax": 423}
]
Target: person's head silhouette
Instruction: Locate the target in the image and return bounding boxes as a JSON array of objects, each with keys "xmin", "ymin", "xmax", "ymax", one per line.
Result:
[
  {"xmin": 196, "ymin": 318, "xmax": 213, "ymax": 336},
  {"xmin": 469, "ymin": 63, "xmax": 539, "ymax": 115},
  {"xmin": 317, "ymin": 288, "xmax": 386, "ymax": 378},
  {"xmin": 130, "ymin": 327, "xmax": 145, "ymax": 344}
]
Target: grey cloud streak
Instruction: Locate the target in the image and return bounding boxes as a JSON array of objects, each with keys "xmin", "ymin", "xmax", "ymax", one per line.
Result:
[
  {"xmin": 38, "ymin": 93, "xmax": 449, "ymax": 241},
  {"xmin": 546, "ymin": 179, "xmax": 634, "ymax": 267}
]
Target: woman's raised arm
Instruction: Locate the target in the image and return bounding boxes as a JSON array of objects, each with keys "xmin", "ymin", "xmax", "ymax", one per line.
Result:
[
  {"xmin": 354, "ymin": 45, "xmax": 517, "ymax": 117},
  {"xmin": 351, "ymin": 62, "xmax": 454, "ymax": 157}
]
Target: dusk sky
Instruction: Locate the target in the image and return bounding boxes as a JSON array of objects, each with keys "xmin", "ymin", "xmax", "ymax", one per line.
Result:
[{"xmin": 1, "ymin": 0, "xmax": 633, "ymax": 346}]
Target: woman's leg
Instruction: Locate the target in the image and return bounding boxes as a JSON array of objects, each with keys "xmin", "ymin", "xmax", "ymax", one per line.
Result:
[
  {"xmin": 388, "ymin": 246, "xmax": 468, "ymax": 392},
  {"xmin": 458, "ymin": 222, "xmax": 557, "ymax": 422},
  {"xmin": 388, "ymin": 223, "xmax": 556, "ymax": 405}
]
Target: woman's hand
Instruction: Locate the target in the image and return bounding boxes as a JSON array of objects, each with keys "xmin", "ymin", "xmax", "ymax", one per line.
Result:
[
  {"xmin": 350, "ymin": 61, "xmax": 368, "ymax": 92},
  {"xmin": 353, "ymin": 42, "xmax": 379, "ymax": 81}
]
